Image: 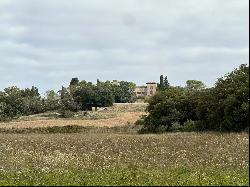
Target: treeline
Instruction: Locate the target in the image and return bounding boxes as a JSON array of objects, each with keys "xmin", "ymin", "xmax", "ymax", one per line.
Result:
[
  {"xmin": 137, "ymin": 64, "xmax": 249, "ymax": 132},
  {"xmin": 0, "ymin": 79, "xmax": 136, "ymax": 121}
]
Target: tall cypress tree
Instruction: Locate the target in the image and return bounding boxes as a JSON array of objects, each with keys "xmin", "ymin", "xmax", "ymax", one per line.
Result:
[
  {"xmin": 97, "ymin": 79, "xmax": 100, "ymax": 85},
  {"xmin": 163, "ymin": 76, "xmax": 170, "ymax": 89},
  {"xmin": 158, "ymin": 75, "xmax": 170, "ymax": 91},
  {"xmin": 158, "ymin": 75, "xmax": 164, "ymax": 91}
]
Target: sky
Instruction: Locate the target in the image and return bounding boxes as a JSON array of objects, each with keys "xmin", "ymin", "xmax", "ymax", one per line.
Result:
[{"xmin": 0, "ymin": 0, "xmax": 249, "ymax": 94}]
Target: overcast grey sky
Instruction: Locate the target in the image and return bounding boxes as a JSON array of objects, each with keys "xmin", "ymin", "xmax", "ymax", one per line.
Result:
[{"xmin": 0, "ymin": 0, "xmax": 249, "ymax": 94}]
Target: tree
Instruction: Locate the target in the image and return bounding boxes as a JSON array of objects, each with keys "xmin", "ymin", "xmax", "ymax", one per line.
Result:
[
  {"xmin": 195, "ymin": 64, "xmax": 249, "ymax": 131},
  {"xmin": 138, "ymin": 64, "xmax": 249, "ymax": 133},
  {"xmin": 2, "ymin": 86, "xmax": 25, "ymax": 117},
  {"xmin": 0, "ymin": 78, "xmax": 136, "ymax": 120},
  {"xmin": 94, "ymin": 81, "xmax": 114, "ymax": 107},
  {"xmin": 186, "ymin": 80, "xmax": 206, "ymax": 90},
  {"xmin": 158, "ymin": 75, "xmax": 164, "ymax": 90},
  {"xmin": 158, "ymin": 75, "xmax": 170, "ymax": 91},
  {"xmin": 0, "ymin": 86, "xmax": 46, "ymax": 119},
  {"xmin": 70, "ymin": 81, "xmax": 95, "ymax": 110},
  {"xmin": 21, "ymin": 86, "xmax": 40, "ymax": 98},
  {"xmin": 138, "ymin": 87, "xmax": 198, "ymax": 133},
  {"xmin": 164, "ymin": 76, "xmax": 170, "ymax": 89},
  {"xmin": 20, "ymin": 86, "xmax": 45, "ymax": 115},
  {"xmin": 97, "ymin": 79, "xmax": 100, "ymax": 85},
  {"xmin": 45, "ymin": 90, "xmax": 60, "ymax": 111},
  {"xmin": 60, "ymin": 86, "xmax": 68, "ymax": 100},
  {"xmin": 112, "ymin": 81, "xmax": 136, "ymax": 103},
  {"xmin": 70, "ymin": 78, "xmax": 79, "ymax": 87},
  {"xmin": 198, "ymin": 64, "xmax": 249, "ymax": 131},
  {"xmin": 60, "ymin": 86, "xmax": 79, "ymax": 112}
]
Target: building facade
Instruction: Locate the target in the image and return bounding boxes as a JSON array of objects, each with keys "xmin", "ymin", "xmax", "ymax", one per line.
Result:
[
  {"xmin": 134, "ymin": 86, "xmax": 147, "ymax": 97},
  {"xmin": 135, "ymin": 82, "xmax": 157, "ymax": 97}
]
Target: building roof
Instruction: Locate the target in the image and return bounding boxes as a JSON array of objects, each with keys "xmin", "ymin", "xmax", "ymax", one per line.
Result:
[
  {"xmin": 146, "ymin": 82, "xmax": 157, "ymax": 84},
  {"xmin": 136, "ymin": 86, "xmax": 147, "ymax": 88}
]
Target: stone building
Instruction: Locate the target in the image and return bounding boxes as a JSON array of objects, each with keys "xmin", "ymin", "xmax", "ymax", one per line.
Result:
[
  {"xmin": 134, "ymin": 86, "xmax": 147, "ymax": 97},
  {"xmin": 135, "ymin": 82, "xmax": 157, "ymax": 97}
]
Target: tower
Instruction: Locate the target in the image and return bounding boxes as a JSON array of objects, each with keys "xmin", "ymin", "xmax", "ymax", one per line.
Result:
[{"xmin": 146, "ymin": 82, "xmax": 157, "ymax": 96}]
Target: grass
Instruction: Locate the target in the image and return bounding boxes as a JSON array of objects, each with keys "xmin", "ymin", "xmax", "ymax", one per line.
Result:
[
  {"xmin": 0, "ymin": 103, "xmax": 147, "ymax": 129},
  {"xmin": 0, "ymin": 125, "xmax": 84, "ymax": 134},
  {"xmin": 0, "ymin": 132, "xmax": 248, "ymax": 186},
  {"xmin": 15, "ymin": 103, "xmax": 148, "ymax": 121},
  {"xmin": 0, "ymin": 124, "xmax": 140, "ymax": 134},
  {"xmin": 0, "ymin": 167, "xmax": 248, "ymax": 186},
  {"xmin": 0, "ymin": 104, "xmax": 248, "ymax": 185}
]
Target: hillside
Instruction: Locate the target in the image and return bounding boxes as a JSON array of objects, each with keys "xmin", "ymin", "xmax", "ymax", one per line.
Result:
[{"xmin": 0, "ymin": 103, "xmax": 148, "ymax": 129}]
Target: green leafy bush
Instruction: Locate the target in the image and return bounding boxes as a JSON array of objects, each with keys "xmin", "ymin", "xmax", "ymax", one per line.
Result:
[
  {"xmin": 138, "ymin": 87, "xmax": 198, "ymax": 133},
  {"xmin": 182, "ymin": 120, "xmax": 198, "ymax": 132}
]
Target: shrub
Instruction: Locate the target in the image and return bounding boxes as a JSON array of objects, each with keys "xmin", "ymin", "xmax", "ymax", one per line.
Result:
[
  {"xmin": 42, "ymin": 125, "xmax": 83, "ymax": 133},
  {"xmin": 144, "ymin": 96, "xmax": 151, "ymax": 103},
  {"xmin": 137, "ymin": 87, "xmax": 198, "ymax": 133},
  {"xmin": 60, "ymin": 110, "xmax": 75, "ymax": 118},
  {"xmin": 182, "ymin": 120, "xmax": 198, "ymax": 132},
  {"xmin": 169, "ymin": 123, "xmax": 184, "ymax": 132},
  {"xmin": 196, "ymin": 64, "xmax": 249, "ymax": 132}
]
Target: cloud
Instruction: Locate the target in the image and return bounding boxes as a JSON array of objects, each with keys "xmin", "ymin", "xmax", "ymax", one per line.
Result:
[{"xmin": 0, "ymin": 0, "xmax": 249, "ymax": 94}]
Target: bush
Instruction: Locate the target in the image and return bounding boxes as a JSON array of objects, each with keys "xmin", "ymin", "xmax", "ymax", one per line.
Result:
[
  {"xmin": 43, "ymin": 125, "xmax": 83, "ymax": 133},
  {"xmin": 169, "ymin": 123, "xmax": 184, "ymax": 132},
  {"xmin": 196, "ymin": 64, "xmax": 249, "ymax": 132},
  {"xmin": 60, "ymin": 110, "xmax": 75, "ymax": 118},
  {"xmin": 144, "ymin": 96, "xmax": 150, "ymax": 103},
  {"xmin": 182, "ymin": 120, "xmax": 198, "ymax": 132},
  {"xmin": 137, "ymin": 87, "xmax": 198, "ymax": 133}
]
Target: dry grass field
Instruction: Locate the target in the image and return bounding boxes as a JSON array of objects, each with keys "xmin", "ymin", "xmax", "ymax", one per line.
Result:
[
  {"xmin": 0, "ymin": 103, "xmax": 249, "ymax": 186},
  {"xmin": 0, "ymin": 103, "xmax": 147, "ymax": 129}
]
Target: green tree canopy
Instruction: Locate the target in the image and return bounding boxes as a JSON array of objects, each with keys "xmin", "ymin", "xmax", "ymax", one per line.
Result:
[{"xmin": 186, "ymin": 80, "xmax": 206, "ymax": 90}]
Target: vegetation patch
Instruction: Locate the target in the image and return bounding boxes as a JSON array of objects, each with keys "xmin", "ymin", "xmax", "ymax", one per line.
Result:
[
  {"xmin": 138, "ymin": 64, "xmax": 249, "ymax": 133},
  {"xmin": 0, "ymin": 125, "xmax": 84, "ymax": 134},
  {"xmin": 0, "ymin": 124, "xmax": 141, "ymax": 134},
  {"xmin": 0, "ymin": 167, "xmax": 248, "ymax": 186},
  {"xmin": 0, "ymin": 132, "xmax": 248, "ymax": 186}
]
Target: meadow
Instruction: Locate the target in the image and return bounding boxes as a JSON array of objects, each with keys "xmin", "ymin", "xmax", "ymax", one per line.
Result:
[
  {"xmin": 0, "ymin": 131, "xmax": 249, "ymax": 185},
  {"xmin": 0, "ymin": 104, "xmax": 249, "ymax": 186}
]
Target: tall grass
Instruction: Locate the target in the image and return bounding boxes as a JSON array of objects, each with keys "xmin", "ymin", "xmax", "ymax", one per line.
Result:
[
  {"xmin": 0, "ymin": 124, "xmax": 139, "ymax": 134},
  {"xmin": 0, "ymin": 132, "xmax": 248, "ymax": 186}
]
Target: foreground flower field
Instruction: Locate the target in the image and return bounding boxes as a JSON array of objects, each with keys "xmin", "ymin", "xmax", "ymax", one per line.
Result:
[{"xmin": 0, "ymin": 131, "xmax": 248, "ymax": 186}]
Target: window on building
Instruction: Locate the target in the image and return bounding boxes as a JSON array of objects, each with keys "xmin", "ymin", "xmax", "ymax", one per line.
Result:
[{"xmin": 150, "ymin": 91, "xmax": 153, "ymax": 95}]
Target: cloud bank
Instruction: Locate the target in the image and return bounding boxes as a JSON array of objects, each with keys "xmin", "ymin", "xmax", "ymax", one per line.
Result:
[{"xmin": 0, "ymin": 0, "xmax": 249, "ymax": 93}]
